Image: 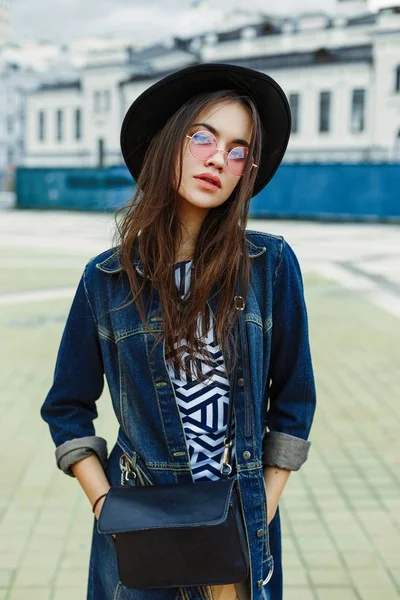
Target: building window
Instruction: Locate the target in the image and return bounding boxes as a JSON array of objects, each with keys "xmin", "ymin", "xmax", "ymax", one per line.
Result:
[
  {"xmin": 319, "ymin": 91, "xmax": 331, "ymax": 133},
  {"xmin": 395, "ymin": 65, "xmax": 400, "ymax": 93},
  {"xmin": 351, "ymin": 89, "xmax": 366, "ymax": 133},
  {"xmin": 98, "ymin": 137, "xmax": 105, "ymax": 168},
  {"xmin": 75, "ymin": 108, "xmax": 82, "ymax": 140},
  {"xmin": 38, "ymin": 110, "xmax": 45, "ymax": 141},
  {"xmin": 289, "ymin": 93, "xmax": 300, "ymax": 133},
  {"xmin": 94, "ymin": 90, "xmax": 111, "ymax": 113},
  {"xmin": 103, "ymin": 90, "xmax": 111, "ymax": 112},
  {"xmin": 396, "ymin": 129, "xmax": 400, "ymax": 160},
  {"xmin": 7, "ymin": 147, "xmax": 14, "ymax": 165},
  {"xmin": 94, "ymin": 91, "xmax": 101, "ymax": 113},
  {"xmin": 56, "ymin": 109, "xmax": 63, "ymax": 142},
  {"xmin": 6, "ymin": 116, "xmax": 13, "ymax": 134}
]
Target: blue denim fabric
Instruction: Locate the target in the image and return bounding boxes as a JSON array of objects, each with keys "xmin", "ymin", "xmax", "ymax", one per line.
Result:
[{"xmin": 41, "ymin": 230, "xmax": 317, "ymax": 600}]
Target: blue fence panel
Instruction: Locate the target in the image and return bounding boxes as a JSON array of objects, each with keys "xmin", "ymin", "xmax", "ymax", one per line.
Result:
[
  {"xmin": 15, "ymin": 166, "xmax": 134, "ymax": 212},
  {"xmin": 250, "ymin": 163, "xmax": 400, "ymax": 221},
  {"xmin": 15, "ymin": 163, "xmax": 400, "ymax": 221}
]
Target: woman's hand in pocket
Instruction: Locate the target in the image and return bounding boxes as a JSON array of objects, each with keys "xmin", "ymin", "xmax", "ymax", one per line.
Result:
[
  {"xmin": 263, "ymin": 483, "xmax": 278, "ymax": 524},
  {"xmin": 263, "ymin": 466, "xmax": 291, "ymax": 524},
  {"xmin": 94, "ymin": 495, "xmax": 107, "ymax": 520},
  {"xmin": 94, "ymin": 493, "xmax": 116, "ymax": 539},
  {"xmin": 267, "ymin": 500, "xmax": 278, "ymax": 525}
]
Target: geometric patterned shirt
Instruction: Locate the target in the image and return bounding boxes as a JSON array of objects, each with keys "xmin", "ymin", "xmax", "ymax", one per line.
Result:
[{"xmin": 165, "ymin": 259, "xmax": 236, "ymax": 481}]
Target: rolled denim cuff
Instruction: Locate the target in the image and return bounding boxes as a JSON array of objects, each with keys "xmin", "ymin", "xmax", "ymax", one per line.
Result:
[
  {"xmin": 262, "ymin": 431, "xmax": 311, "ymax": 471},
  {"xmin": 55, "ymin": 435, "xmax": 108, "ymax": 477}
]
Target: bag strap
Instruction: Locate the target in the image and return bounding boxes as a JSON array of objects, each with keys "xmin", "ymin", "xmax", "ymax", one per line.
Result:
[{"xmin": 220, "ymin": 271, "xmax": 245, "ymax": 478}]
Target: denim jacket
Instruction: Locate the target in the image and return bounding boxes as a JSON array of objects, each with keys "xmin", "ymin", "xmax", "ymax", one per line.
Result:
[{"xmin": 40, "ymin": 230, "xmax": 316, "ymax": 600}]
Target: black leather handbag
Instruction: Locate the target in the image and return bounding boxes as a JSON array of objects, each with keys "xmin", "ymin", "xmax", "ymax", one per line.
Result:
[{"xmin": 97, "ymin": 288, "xmax": 250, "ymax": 589}]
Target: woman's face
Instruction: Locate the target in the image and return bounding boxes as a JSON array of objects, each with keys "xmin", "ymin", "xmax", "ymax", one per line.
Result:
[{"xmin": 175, "ymin": 100, "xmax": 253, "ymax": 211}]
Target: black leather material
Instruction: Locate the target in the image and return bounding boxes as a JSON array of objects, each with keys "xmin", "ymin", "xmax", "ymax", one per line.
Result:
[
  {"xmin": 97, "ymin": 477, "xmax": 250, "ymax": 589},
  {"xmin": 98, "ymin": 478, "xmax": 235, "ymax": 533}
]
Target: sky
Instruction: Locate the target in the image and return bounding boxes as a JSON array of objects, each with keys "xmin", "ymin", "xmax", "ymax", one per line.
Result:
[{"xmin": 8, "ymin": 0, "xmax": 397, "ymax": 45}]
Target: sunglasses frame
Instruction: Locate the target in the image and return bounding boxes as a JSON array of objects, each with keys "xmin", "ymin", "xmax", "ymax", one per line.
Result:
[{"xmin": 185, "ymin": 130, "xmax": 258, "ymax": 176}]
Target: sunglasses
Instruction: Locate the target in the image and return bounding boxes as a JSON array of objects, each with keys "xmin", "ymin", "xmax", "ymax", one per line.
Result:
[{"xmin": 185, "ymin": 130, "xmax": 258, "ymax": 177}]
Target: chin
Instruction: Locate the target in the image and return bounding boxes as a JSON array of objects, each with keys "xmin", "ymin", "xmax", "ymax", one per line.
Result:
[
  {"xmin": 181, "ymin": 186, "xmax": 230, "ymax": 207},
  {"xmin": 190, "ymin": 196, "xmax": 223, "ymax": 210},
  {"xmin": 179, "ymin": 190, "xmax": 218, "ymax": 208}
]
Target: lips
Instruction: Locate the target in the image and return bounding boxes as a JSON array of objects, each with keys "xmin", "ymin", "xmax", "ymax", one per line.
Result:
[{"xmin": 194, "ymin": 173, "xmax": 222, "ymax": 189}]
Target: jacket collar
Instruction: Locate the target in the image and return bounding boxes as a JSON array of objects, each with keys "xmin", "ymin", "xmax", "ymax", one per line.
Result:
[{"xmin": 96, "ymin": 234, "xmax": 266, "ymax": 275}]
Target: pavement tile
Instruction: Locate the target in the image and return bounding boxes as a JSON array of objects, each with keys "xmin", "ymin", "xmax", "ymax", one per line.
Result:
[
  {"xmin": 389, "ymin": 569, "xmax": 400, "ymax": 587},
  {"xmin": 341, "ymin": 551, "xmax": 382, "ymax": 569},
  {"xmin": 309, "ymin": 568, "xmax": 351, "ymax": 586},
  {"xmin": 296, "ymin": 536, "xmax": 337, "ymax": 551},
  {"xmin": 8, "ymin": 590, "xmax": 51, "ymax": 600},
  {"xmin": 301, "ymin": 552, "xmax": 343, "ymax": 569},
  {"xmin": 282, "ymin": 568, "xmax": 309, "ymax": 586},
  {"xmin": 355, "ymin": 588, "xmax": 400, "ymax": 600},
  {"xmin": 20, "ymin": 551, "xmax": 61, "ymax": 569},
  {"xmin": 0, "ymin": 554, "xmax": 22, "ymax": 570},
  {"xmin": 330, "ymin": 533, "xmax": 371, "ymax": 551},
  {"xmin": 315, "ymin": 590, "xmax": 358, "ymax": 600},
  {"xmin": 350, "ymin": 567, "xmax": 395, "ymax": 588},
  {"xmin": 284, "ymin": 588, "xmax": 315, "ymax": 600},
  {"xmin": 0, "ymin": 569, "xmax": 14, "ymax": 588},
  {"xmin": 52, "ymin": 590, "xmax": 82, "ymax": 600},
  {"xmin": 282, "ymin": 552, "xmax": 304, "ymax": 569},
  {"xmin": 54, "ymin": 569, "xmax": 88, "ymax": 588}
]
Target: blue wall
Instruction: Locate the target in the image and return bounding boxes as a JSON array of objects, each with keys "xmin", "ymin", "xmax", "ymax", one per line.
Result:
[
  {"xmin": 15, "ymin": 163, "xmax": 400, "ymax": 221},
  {"xmin": 251, "ymin": 163, "xmax": 400, "ymax": 221},
  {"xmin": 15, "ymin": 166, "xmax": 134, "ymax": 212}
]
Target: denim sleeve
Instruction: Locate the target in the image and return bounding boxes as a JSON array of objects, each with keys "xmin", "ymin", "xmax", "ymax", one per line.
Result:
[
  {"xmin": 40, "ymin": 265, "xmax": 108, "ymax": 477},
  {"xmin": 262, "ymin": 237, "xmax": 317, "ymax": 471}
]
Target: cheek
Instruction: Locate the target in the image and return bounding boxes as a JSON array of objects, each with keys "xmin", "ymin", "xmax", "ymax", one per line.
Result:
[
  {"xmin": 174, "ymin": 151, "xmax": 190, "ymax": 188},
  {"xmin": 226, "ymin": 174, "xmax": 241, "ymax": 195},
  {"xmin": 175, "ymin": 153, "xmax": 196, "ymax": 196},
  {"xmin": 181, "ymin": 151, "xmax": 197, "ymax": 179}
]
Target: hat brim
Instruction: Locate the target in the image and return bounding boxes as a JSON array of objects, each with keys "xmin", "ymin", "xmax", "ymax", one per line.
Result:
[{"xmin": 120, "ymin": 62, "xmax": 291, "ymax": 197}]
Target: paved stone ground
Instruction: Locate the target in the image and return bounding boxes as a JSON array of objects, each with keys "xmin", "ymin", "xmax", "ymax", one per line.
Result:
[{"xmin": 0, "ymin": 211, "xmax": 399, "ymax": 600}]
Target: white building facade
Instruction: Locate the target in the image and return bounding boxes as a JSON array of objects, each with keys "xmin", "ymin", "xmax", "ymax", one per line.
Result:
[
  {"xmin": 0, "ymin": 61, "xmax": 40, "ymax": 189},
  {"xmin": 0, "ymin": 2, "xmax": 11, "ymax": 47},
  {"xmin": 19, "ymin": 3, "xmax": 400, "ymax": 170},
  {"xmin": 23, "ymin": 44, "xmax": 198, "ymax": 169},
  {"xmin": 0, "ymin": 40, "xmax": 77, "ymax": 188}
]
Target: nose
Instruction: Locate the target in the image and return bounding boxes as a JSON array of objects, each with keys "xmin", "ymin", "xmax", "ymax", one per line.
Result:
[{"xmin": 205, "ymin": 148, "xmax": 226, "ymax": 170}]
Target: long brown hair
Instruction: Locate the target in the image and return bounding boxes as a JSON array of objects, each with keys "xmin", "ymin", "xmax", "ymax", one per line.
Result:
[{"xmin": 113, "ymin": 89, "xmax": 263, "ymax": 383}]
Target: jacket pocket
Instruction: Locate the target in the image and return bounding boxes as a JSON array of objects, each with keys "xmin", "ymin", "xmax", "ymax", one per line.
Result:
[
  {"xmin": 136, "ymin": 457, "xmax": 155, "ymax": 486},
  {"xmin": 120, "ymin": 451, "xmax": 155, "ymax": 487}
]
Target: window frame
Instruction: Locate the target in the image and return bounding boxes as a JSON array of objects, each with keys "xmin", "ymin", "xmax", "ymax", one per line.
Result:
[
  {"xmin": 350, "ymin": 88, "xmax": 366, "ymax": 134},
  {"xmin": 289, "ymin": 92, "xmax": 300, "ymax": 134},
  {"xmin": 38, "ymin": 110, "xmax": 45, "ymax": 142},
  {"xmin": 319, "ymin": 90, "xmax": 332, "ymax": 134},
  {"xmin": 56, "ymin": 108, "xmax": 64, "ymax": 142},
  {"xmin": 75, "ymin": 107, "xmax": 82, "ymax": 141}
]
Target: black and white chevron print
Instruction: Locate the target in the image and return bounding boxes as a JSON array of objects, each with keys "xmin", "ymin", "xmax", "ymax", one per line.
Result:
[{"xmin": 165, "ymin": 259, "xmax": 236, "ymax": 481}]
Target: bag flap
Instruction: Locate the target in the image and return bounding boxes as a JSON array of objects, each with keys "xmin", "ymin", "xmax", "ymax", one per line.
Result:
[{"xmin": 97, "ymin": 477, "xmax": 237, "ymax": 535}]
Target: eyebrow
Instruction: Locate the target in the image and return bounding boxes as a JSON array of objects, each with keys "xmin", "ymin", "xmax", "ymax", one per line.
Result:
[{"xmin": 190, "ymin": 122, "xmax": 250, "ymax": 148}]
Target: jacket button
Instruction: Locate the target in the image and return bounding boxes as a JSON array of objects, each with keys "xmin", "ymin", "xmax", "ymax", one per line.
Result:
[
  {"xmin": 237, "ymin": 377, "xmax": 245, "ymax": 387},
  {"xmin": 256, "ymin": 528, "xmax": 264, "ymax": 537},
  {"xmin": 243, "ymin": 451, "xmax": 251, "ymax": 460},
  {"xmin": 257, "ymin": 580, "xmax": 263, "ymax": 588}
]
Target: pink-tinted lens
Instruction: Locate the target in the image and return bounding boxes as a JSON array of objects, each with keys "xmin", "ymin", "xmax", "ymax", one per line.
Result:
[
  {"xmin": 227, "ymin": 146, "xmax": 249, "ymax": 176},
  {"xmin": 189, "ymin": 131, "xmax": 217, "ymax": 160}
]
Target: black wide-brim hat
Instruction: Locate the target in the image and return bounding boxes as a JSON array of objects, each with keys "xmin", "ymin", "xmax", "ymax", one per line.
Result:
[{"xmin": 120, "ymin": 62, "xmax": 291, "ymax": 197}]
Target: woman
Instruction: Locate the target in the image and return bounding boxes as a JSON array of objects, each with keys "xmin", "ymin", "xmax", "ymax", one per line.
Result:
[{"xmin": 41, "ymin": 63, "xmax": 317, "ymax": 600}]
